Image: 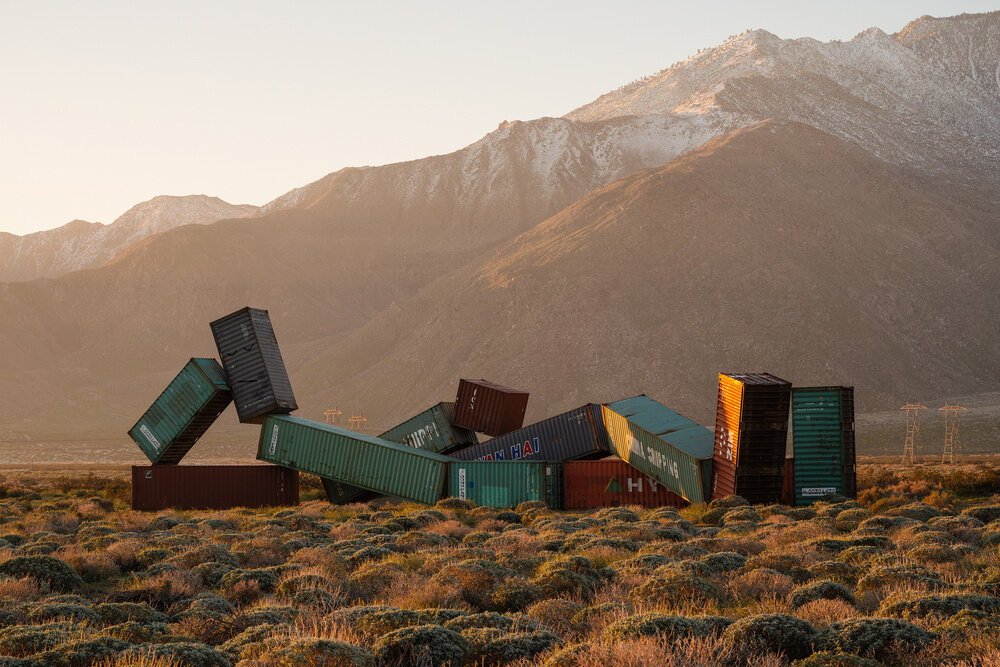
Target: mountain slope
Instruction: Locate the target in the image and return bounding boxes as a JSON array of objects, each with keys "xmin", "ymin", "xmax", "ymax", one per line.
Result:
[{"xmin": 0, "ymin": 195, "xmax": 258, "ymax": 282}]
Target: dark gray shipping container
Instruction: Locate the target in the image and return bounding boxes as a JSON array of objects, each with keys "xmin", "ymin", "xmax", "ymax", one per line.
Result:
[
  {"xmin": 321, "ymin": 478, "xmax": 378, "ymax": 505},
  {"xmin": 210, "ymin": 307, "xmax": 297, "ymax": 424},
  {"xmin": 453, "ymin": 379, "xmax": 529, "ymax": 436},
  {"xmin": 450, "ymin": 404, "xmax": 609, "ymax": 462}
]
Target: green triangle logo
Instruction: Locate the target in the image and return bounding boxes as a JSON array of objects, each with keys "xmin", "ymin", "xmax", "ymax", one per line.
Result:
[{"xmin": 605, "ymin": 476, "xmax": 623, "ymax": 493}]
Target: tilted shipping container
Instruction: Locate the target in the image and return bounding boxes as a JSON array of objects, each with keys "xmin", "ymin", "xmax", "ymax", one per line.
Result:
[
  {"xmin": 210, "ymin": 307, "xmax": 297, "ymax": 424},
  {"xmin": 563, "ymin": 459, "xmax": 688, "ymax": 509},
  {"xmin": 711, "ymin": 373, "xmax": 791, "ymax": 504},
  {"xmin": 131, "ymin": 464, "xmax": 298, "ymax": 511},
  {"xmin": 323, "ymin": 402, "xmax": 478, "ymax": 504},
  {"xmin": 601, "ymin": 395, "xmax": 714, "ymax": 504},
  {"xmin": 791, "ymin": 386, "xmax": 856, "ymax": 504},
  {"xmin": 128, "ymin": 358, "xmax": 233, "ymax": 465},
  {"xmin": 451, "ymin": 404, "xmax": 608, "ymax": 462},
  {"xmin": 448, "ymin": 461, "xmax": 547, "ymax": 509},
  {"xmin": 257, "ymin": 415, "xmax": 450, "ymax": 506},
  {"xmin": 453, "ymin": 379, "xmax": 529, "ymax": 436}
]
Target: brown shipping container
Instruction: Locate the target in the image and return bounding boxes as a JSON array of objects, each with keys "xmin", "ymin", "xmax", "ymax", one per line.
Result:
[
  {"xmin": 782, "ymin": 457, "xmax": 795, "ymax": 506},
  {"xmin": 131, "ymin": 465, "xmax": 298, "ymax": 511},
  {"xmin": 453, "ymin": 379, "xmax": 529, "ymax": 436},
  {"xmin": 563, "ymin": 460, "xmax": 688, "ymax": 509}
]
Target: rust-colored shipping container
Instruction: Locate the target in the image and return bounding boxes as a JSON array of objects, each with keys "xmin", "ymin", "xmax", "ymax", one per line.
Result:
[
  {"xmin": 563, "ymin": 459, "xmax": 688, "ymax": 509},
  {"xmin": 711, "ymin": 372, "xmax": 791, "ymax": 504},
  {"xmin": 453, "ymin": 379, "xmax": 529, "ymax": 436},
  {"xmin": 782, "ymin": 457, "xmax": 795, "ymax": 506},
  {"xmin": 131, "ymin": 464, "xmax": 298, "ymax": 511}
]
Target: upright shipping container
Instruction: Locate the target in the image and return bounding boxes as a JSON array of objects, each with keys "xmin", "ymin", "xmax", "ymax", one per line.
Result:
[
  {"xmin": 563, "ymin": 459, "xmax": 688, "ymax": 509},
  {"xmin": 451, "ymin": 404, "xmax": 608, "ymax": 462},
  {"xmin": 601, "ymin": 395, "xmax": 714, "ymax": 504},
  {"xmin": 210, "ymin": 307, "xmax": 297, "ymax": 424},
  {"xmin": 453, "ymin": 379, "xmax": 529, "ymax": 436},
  {"xmin": 323, "ymin": 402, "xmax": 478, "ymax": 504},
  {"xmin": 545, "ymin": 461, "xmax": 564, "ymax": 510},
  {"xmin": 131, "ymin": 464, "xmax": 297, "ymax": 510},
  {"xmin": 257, "ymin": 415, "xmax": 450, "ymax": 506},
  {"xmin": 782, "ymin": 457, "xmax": 795, "ymax": 506},
  {"xmin": 791, "ymin": 386, "xmax": 856, "ymax": 504},
  {"xmin": 448, "ymin": 461, "xmax": 546, "ymax": 509},
  {"xmin": 711, "ymin": 373, "xmax": 791, "ymax": 504},
  {"xmin": 127, "ymin": 358, "xmax": 232, "ymax": 465}
]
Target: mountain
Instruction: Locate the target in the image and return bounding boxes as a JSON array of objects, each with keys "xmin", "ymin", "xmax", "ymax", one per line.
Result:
[
  {"xmin": 0, "ymin": 12, "xmax": 998, "ymax": 457},
  {"xmin": 0, "ymin": 195, "xmax": 258, "ymax": 282}
]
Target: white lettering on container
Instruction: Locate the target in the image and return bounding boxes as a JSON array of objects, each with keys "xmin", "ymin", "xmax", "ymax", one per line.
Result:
[
  {"xmin": 801, "ymin": 487, "xmax": 837, "ymax": 497},
  {"xmin": 458, "ymin": 468, "xmax": 467, "ymax": 499},
  {"xmin": 269, "ymin": 424, "xmax": 279, "ymax": 456},
  {"xmin": 140, "ymin": 425, "xmax": 161, "ymax": 452}
]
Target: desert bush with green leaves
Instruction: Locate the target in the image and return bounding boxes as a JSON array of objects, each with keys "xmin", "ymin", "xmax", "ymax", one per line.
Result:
[{"xmin": 0, "ymin": 463, "xmax": 997, "ymax": 665}]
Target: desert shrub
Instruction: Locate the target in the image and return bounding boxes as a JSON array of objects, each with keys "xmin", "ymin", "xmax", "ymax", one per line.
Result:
[
  {"xmin": 170, "ymin": 544, "xmax": 238, "ymax": 570},
  {"xmin": 532, "ymin": 556, "xmax": 601, "ymax": 600},
  {"xmin": 431, "ymin": 559, "xmax": 521, "ymax": 610},
  {"xmin": 905, "ymin": 543, "xmax": 961, "ymax": 563},
  {"xmin": 628, "ymin": 570, "xmax": 724, "ymax": 606},
  {"xmin": 961, "ymin": 505, "xmax": 1000, "ymax": 524},
  {"xmin": 410, "ymin": 510, "xmax": 448, "ymax": 526},
  {"xmin": 790, "ymin": 581, "xmax": 856, "ymax": 609},
  {"xmin": 27, "ymin": 602, "xmax": 99, "ymax": 623},
  {"xmin": 728, "ymin": 568, "xmax": 795, "ymax": 600},
  {"xmin": 604, "ymin": 613, "xmax": 731, "ymax": 641},
  {"xmin": 808, "ymin": 536, "xmax": 890, "ymax": 555},
  {"xmin": 397, "ymin": 531, "xmax": 456, "ymax": 550},
  {"xmin": 855, "ymin": 565, "xmax": 946, "ymax": 593},
  {"xmin": 355, "ymin": 608, "xmax": 440, "ymax": 639},
  {"xmin": 219, "ymin": 623, "xmax": 283, "ymax": 663},
  {"xmin": 723, "ymin": 614, "xmax": 818, "ymax": 661},
  {"xmin": 612, "ymin": 554, "xmax": 673, "ymax": 574},
  {"xmin": 190, "ymin": 562, "xmax": 233, "ymax": 588},
  {"xmin": 257, "ymin": 638, "xmax": 374, "ymax": 666},
  {"xmin": 346, "ymin": 546, "xmax": 394, "ymax": 566},
  {"xmin": 237, "ymin": 605, "xmax": 298, "ymax": 628},
  {"xmin": 101, "ymin": 621, "xmax": 171, "ymax": 643},
  {"xmin": 291, "ymin": 587, "xmax": 339, "ymax": 612},
  {"xmin": 817, "ymin": 618, "xmax": 936, "ymax": 662},
  {"xmin": 808, "ymin": 562, "xmax": 858, "ymax": 585},
  {"xmin": 276, "ymin": 573, "xmax": 330, "ymax": 598},
  {"xmin": 524, "ymin": 599, "xmax": 583, "ymax": 634},
  {"xmin": 933, "ymin": 608, "xmax": 1000, "ymax": 637},
  {"xmin": 150, "ymin": 516, "xmax": 180, "ymax": 531},
  {"xmin": 657, "ymin": 558, "xmax": 712, "ymax": 577},
  {"xmin": 595, "ymin": 507, "xmax": 640, "ymax": 523},
  {"xmin": 34, "ymin": 637, "xmax": 132, "ymax": 667},
  {"xmin": 887, "ymin": 503, "xmax": 939, "ymax": 522},
  {"xmin": 126, "ymin": 642, "xmax": 230, "ymax": 667},
  {"xmin": 467, "ymin": 630, "xmax": 561, "ymax": 666},
  {"xmin": 879, "ymin": 593, "xmax": 1000, "ymax": 620},
  {"xmin": 701, "ymin": 551, "xmax": 747, "ymax": 573},
  {"xmin": 794, "ymin": 651, "xmax": 883, "ymax": 666},
  {"xmin": 0, "ymin": 610, "xmax": 24, "ymax": 628},
  {"xmin": 444, "ymin": 612, "xmax": 540, "ymax": 633},
  {"xmin": 0, "ymin": 624, "xmax": 74, "ymax": 656},
  {"xmin": 436, "ymin": 498, "xmax": 472, "ymax": 511},
  {"xmin": 720, "ymin": 507, "xmax": 761, "ymax": 525},
  {"xmin": 835, "ymin": 546, "xmax": 884, "ymax": 565},
  {"xmin": 175, "ymin": 593, "xmax": 235, "ymax": 619},
  {"xmin": 373, "ymin": 624, "xmax": 470, "ymax": 667},
  {"xmin": 746, "ymin": 553, "xmax": 808, "ymax": 578},
  {"xmin": 833, "ymin": 509, "xmax": 872, "ymax": 532},
  {"xmin": 349, "ymin": 560, "xmax": 404, "ymax": 596},
  {"xmin": 218, "ymin": 569, "xmax": 277, "ymax": 593},
  {"xmin": 0, "ymin": 556, "xmax": 84, "ymax": 592},
  {"xmin": 709, "ymin": 495, "xmax": 749, "ymax": 510},
  {"xmin": 488, "ymin": 580, "xmax": 542, "ymax": 612}
]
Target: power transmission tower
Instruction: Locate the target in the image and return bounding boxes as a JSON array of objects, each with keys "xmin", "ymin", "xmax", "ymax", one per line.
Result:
[
  {"xmin": 900, "ymin": 403, "xmax": 927, "ymax": 465},
  {"xmin": 348, "ymin": 412, "xmax": 368, "ymax": 433},
  {"xmin": 938, "ymin": 403, "xmax": 967, "ymax": 464},
  {"xmin": 323, "ymin": 407, "xmax": 342, "ymax": 426}
]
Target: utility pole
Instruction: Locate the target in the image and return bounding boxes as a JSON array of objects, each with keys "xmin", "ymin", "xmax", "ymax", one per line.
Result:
[
  {"xmin": 900, "ymin": 403, "xmax": 927, "ymax": 465},
  {"xmin": 349, "ymin": 412, "xmax": 368, "ymax": 433},
  {"xmin": 323, "ymin": 407, "xmax": 342, "ymax": 426},
  {"xmin": 938, "ymin": 403, "xmax": 967, "ymax": 464}
]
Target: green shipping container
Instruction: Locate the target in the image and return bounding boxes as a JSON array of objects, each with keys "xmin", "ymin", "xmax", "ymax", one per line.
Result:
[
  {"xmin": 128, "ymin": 358, "xmax": 232, "ymax": 465},
  {"xmin": 448, "ymin": 461, "xmax": 546, "ymax": 509},
  {"xmin": 601, "ymin": 395, "xmax": 714, "ymax": 504},
  {"xmin": 258, "ymin": 415, "xmax": 451, "ymax": 506},
  {"xmin": 791, "ymin": 387, "xmax": 855, "ymax": 505},
  {"xmin": 379, "ymin": 402, "xmax": 478, "ymax": 454}
]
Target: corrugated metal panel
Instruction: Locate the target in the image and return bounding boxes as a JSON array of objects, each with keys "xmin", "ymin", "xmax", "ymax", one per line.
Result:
[
  {"xmin": 131, "ymin": 465, "xmax": 298, "ymax": 510},
  {"xmin": 563, "ymin": 459, "xmax": 688, "ymax": 509},
  {"xmin": 451, "ymin": 405, "xmax": 607, "ymax": 462},
  {"xmin": 545, "ymin": 462, "xmax": 564, "ymax": 510},
  {"xmin": 601, "ymin": 396, "xmax": 714, "ymax": 504},
  {"xmin": 321, "ymin": 478, "xmax": 378, "ymax": 504},
  {"xmin": 127, "ymin": 358, "xmax": 232, "ymax": 465},
  {"xmin": 711, "ymin": 373, "xmax": 791, "ymax": 504},
  {"xmin": 379, "ymin": 402, "xmax": 478, "ymax": 455},
  {"xmin": 841, "ymin": 387, "xmax": 857, "ymax": 499},
  {"xmin": 782, "ymin": 457, "xmax": 795, "ymax": 506},
  {"xmin": 792, "ymin": 386, "xmax": 855, "ymax": 505},
  {"xmin": 453, "ymin": 379, "xmax": 529, "ymax": 436},
  {"xmin": 210, "ymin": 307, "xmax": 297, "ymax": 424},
  {"xmin": 447, "ymin": 461, "xmax": 545, "ymax": 509},
  {"xmin": 257, "ymin": 415, "xmax": 450, "ymax": 506}
]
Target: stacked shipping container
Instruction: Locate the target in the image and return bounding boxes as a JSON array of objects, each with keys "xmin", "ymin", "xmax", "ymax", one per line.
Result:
[
  {"xmin": 790, "ymin": 386, "xmax": 856, "ymax": 504},
  {"xmin": 451, "ymin": 404, "xmax": 608, "ymax": 462},
  {"xmin": 453, "ymin": 379, "xmax": 529, "ymax": 436},
  {"xmin": 711, "ymin": 373, "xmax": 792, "ymax": 504},
  {"xmin": 562, "ymin": 459, "xmax": 688, "ymax": 509},
  {"xmin": 448, "ymin": 461, "xmax": 547, "ymax": 508}
]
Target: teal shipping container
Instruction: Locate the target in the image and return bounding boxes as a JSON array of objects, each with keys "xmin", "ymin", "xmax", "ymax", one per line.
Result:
[
  {"xmin": 601, "ymin": 395, "xmax": 714, "ymax": 504},
  {"xmin": 545, "ymin": 461, "xmax": 564, "ymax": 510},
  {"xmin": 791, "ymin": 387, "xmax": 856, "ymax": 505},
  {"xmin": 379, "ymin": 402, "xmax": 478, "ymax": 455},
  {"xmin": 258, "ymin": 415, "xmax": 451, "ymax": 506},
  {"xmin": 448, "ymin": 461, "xmax": 546, "ymax": 509},
  {"xmin": 128, "ymin": 358, "xmax": 232, "ymax": 465}
]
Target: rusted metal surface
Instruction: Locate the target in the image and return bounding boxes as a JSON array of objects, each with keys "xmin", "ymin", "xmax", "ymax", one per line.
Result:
[
  {"xmin": 451, "ymin": 404, "xmax": 606, "ymax": 462},
  {"xmin": 131, "ymin": 464, "xmax": 298, "ymax": 511},
  {"xmin": 563, "ymin": 459, "xmax": 688, "ymax": 509},
  {"xmin": 453, "ymin": 379, "xmax": 529, "ymax": 436},
  {"xmin": 210, "ymin": 307, "xmax": 297, "ymax": 424}
]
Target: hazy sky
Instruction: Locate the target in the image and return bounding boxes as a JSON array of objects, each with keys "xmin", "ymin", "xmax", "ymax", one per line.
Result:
[{"xmin": 2, "ymin": 1, "xmax": 995, "ymax": 235}]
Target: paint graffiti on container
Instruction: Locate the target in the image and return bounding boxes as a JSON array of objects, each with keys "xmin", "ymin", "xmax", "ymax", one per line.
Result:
[{"xmin": 475, "ymin": 437, "xmax": 540, "ymax": 461}]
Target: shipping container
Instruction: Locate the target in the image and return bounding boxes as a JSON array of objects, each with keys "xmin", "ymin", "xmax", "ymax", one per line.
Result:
[
  {"xmin": 210, "ymin": 307, "xmax": 297, "ymax": 424},
  {"xmin": 257, "ymin": 415, "xmax": 450, "ymax": 506},
  {"xmin": 451, "ymin": 404, "xmax": 608, "ymax": 463},
  {"xmin": 379, "ymin": 402, "xmax": 478, "ymax": 455},
  {"xmin": 781, "ymin": 457, "xmax": 795, "ymax": 506},
  {"xmin": 453, "ymin": 379, "xmax": 529, "ymax": 436},
  {"xmin": 128, "ymin": 358, "xmax": 233, "ymax": 465},
  {"xmin": 448, "ymin": 461, "xmax": 547, "ymax": 509},
  {"xmin": 711, "ymin": 373, "xmax": 791, "ymax": 504},
  {"xmin": 563, "ymin": 459, "xmax": 688, "ymax": 509},
  {"xmin": 321, "ymin": 478, "xmax": 378, "ymax": 505},
  {"xmin": 791, "ymin": 386, "xmax": 856, "ymax": 504},
  {"xmin": 545, "ymin": 461, "xmax": 564, "ymax": 510},
  {"xmin": 131, "ymin": 464, "xmax": 297, "ymax": 510},
  {"xmin": 601, "ymin": 395, "xmax": 714, "ymax": 504}
]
